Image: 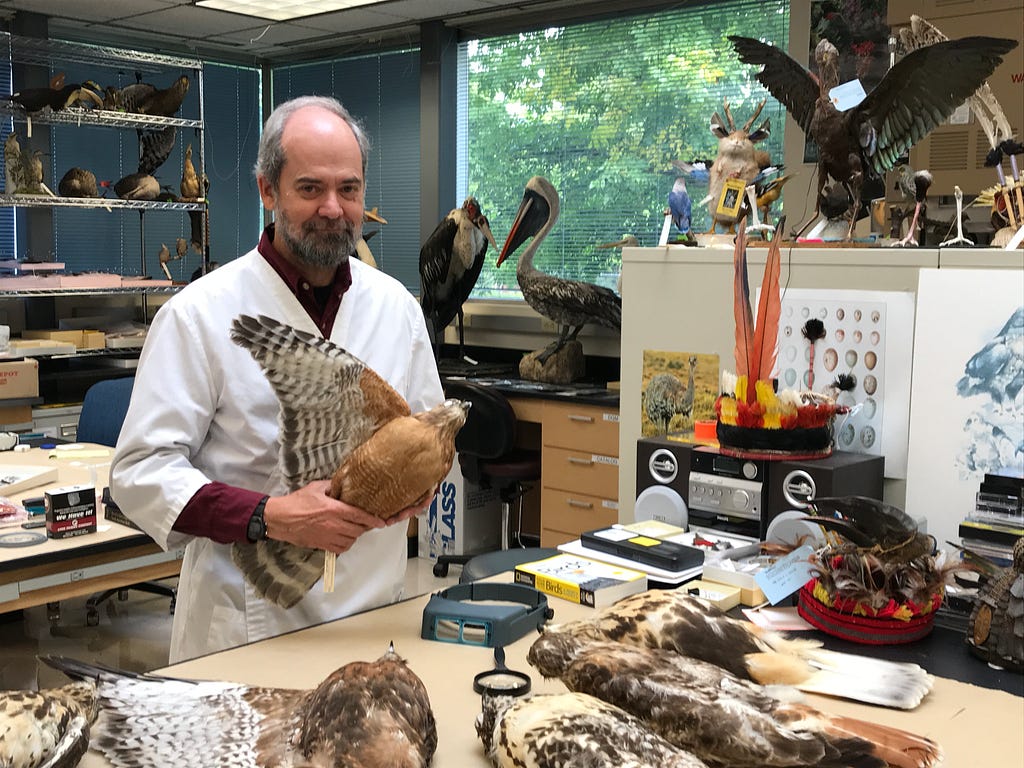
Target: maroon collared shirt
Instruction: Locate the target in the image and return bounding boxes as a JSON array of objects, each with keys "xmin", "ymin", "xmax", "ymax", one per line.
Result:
[{"xmin": 172, "ymin": 224, "xmax": 354, "ymax": 543}]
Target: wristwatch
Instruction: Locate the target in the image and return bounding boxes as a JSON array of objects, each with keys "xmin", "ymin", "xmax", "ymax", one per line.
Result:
[{"xmin": 246, "ymin": 496, "xmax": 270, "ymax": 543}]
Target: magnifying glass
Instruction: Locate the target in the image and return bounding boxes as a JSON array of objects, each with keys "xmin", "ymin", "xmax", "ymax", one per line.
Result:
[{"xmin": 473, "ymin": 646, "xmax": 531, "ymax": 697}]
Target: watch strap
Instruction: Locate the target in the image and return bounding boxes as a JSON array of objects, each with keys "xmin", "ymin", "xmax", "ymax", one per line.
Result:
[{"xmin": 246, "ymin": 495, "xmax": 270, "ymax": 543}]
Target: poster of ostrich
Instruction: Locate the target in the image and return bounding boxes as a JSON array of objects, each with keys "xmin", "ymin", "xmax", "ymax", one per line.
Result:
[
  {"xmin": 905, "ymin": 269, "xmax": 1023, "ymax": 549},
  {"xmin": 765, "ymin": 288, "xmax": 915, "ymax": 478},
  {"xmin": 641, "ymin": 350, "xmax": 719, "ymax": 437}
]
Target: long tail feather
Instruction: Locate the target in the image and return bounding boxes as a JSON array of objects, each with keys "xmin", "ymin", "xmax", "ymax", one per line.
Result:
[
  {"xmin": 732, "ymin": 219, "xmax": 754, "ymax": 392},
  {"xmin": 797, "ymin": 648, "xmax": 935, "ymax": 710},
  {"xmin": 814, "ymin": 711, "xmax": 944, "ymax": 768},
  {"xmin": 749, "ymin": 217, "xmax": 784, "ymax": 394}
]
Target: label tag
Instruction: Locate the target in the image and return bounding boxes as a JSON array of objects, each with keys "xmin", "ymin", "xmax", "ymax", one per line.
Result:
[
  {"xmin": 829, "ymin": 79, "xmax": 866, "ymax": 111},
  {"xmin": 754, "ymin": 544, "xmax": 815, "ymax": 605}
]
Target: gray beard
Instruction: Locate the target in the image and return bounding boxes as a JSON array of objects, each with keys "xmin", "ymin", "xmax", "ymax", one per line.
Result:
[{"xmin": 279, "ymin": 219, "xmax": 356, "ymax": 269}]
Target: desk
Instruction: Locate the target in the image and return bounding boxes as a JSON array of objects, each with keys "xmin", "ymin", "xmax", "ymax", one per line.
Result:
[
  {"xmin": 0, "ymin": 446, "xmax": 183, "ymax": 614},
  {"xmin": 77, "ymin": 575, "xmax": 1023, "ymax": 767}
]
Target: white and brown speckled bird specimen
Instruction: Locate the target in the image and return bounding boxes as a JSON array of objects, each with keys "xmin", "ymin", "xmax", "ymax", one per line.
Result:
[
  {"xmin": 0, "ymin": 679, "xmax": 96, "ymax": 768},
  {"xmin": 531, "ymin": 590, "xmax": 934, "ymax": 710},
  {"xmin": 43, "ymin": 643, "xmax": 436, "ymax": 768},
  {"xmin": 529, "ymin": 638, "xmax": 942, "ymax": 768},
  {"xmin": 497, "ymin": 176, "xmax": 622, "ymax": 364},
  {"xmin": 477, "ymin": 691, "xmax": 710, "ymax": 768},
  {"xmin": 230, "ymin": 313, "xmax": 468, "ymax": 608}
]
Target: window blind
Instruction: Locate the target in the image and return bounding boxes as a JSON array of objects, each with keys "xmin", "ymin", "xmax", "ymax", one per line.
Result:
[{"xmin": 458, "ymin": 0, "xmax": 790, "ymax": 298}]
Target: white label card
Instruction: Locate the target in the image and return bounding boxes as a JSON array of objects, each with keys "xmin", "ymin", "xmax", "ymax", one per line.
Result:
[{"xmin": 754, "ymin": 544, "xmax": 816, "ymax": 605}]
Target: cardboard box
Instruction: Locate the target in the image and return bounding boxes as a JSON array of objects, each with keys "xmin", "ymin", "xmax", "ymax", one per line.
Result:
[
  {"xmin": 417, "ymin": 462, "xmax": 502, "ymax": 560},
  {"xmin": 22, "ymin": 329, "xmax": 106, "ymax": 349},
  {"xmin": 0, "ymin": 359, "xmax": 39, "ymax": 398},
  {"xmin": 681, "ymin": 578, "xmax": 742, "ymax": 611},
  {"xmin": 0, "ymin": 404, "xmax": 33, "ymax": 428},
  {"xmin": 45, "ymin": 484, "xmax": 97, "ymax": 539},
  {"xmin": 701, "ymin": 557, "xmax": 769, "ymax": 607}
]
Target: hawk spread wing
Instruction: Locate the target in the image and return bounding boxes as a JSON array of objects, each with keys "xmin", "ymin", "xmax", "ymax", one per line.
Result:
[
  {"xmin": 529, "ymin": 639, "xmax": 942, "ymax": 768},
  {"xmin": 229, "ymin": 314, "xmax": 467, "ymax": 608},
  {"xmin": 0, "ymin": 682, "xmax": 95, "ymax": 768},
  {"xmin": 477, "ymin": 691, "xmax": 710, "ymax": 768},
  {"xmin": 43, "ymin": 645, "xmax": 436, "ymax": 768}
]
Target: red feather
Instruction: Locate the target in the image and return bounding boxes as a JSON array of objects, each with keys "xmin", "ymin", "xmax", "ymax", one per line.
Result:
[
  {"xmin": 748, "ymin": 221, "xmax": 784, "ymax": 401},
  {"xmin": 732, "ymin": 221, "xmax": 754, "ymax": 394}
]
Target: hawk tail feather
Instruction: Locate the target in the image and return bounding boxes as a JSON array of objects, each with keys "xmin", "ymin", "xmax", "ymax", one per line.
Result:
[{"xmin": 231, "ymin": 539, "xmax": 325, "ymax": 609}]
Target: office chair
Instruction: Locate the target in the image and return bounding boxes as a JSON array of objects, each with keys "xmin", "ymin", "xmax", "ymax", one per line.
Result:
[
  {"xmin": 432, "ymin": 380, "xmax": 550, "ymax": 580},
  {"xmin": 76, "ymin": 376, "xmax": 177, "ymax": 626}
]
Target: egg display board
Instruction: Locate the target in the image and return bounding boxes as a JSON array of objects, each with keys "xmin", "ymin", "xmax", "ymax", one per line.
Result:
[{"xmin": 762, "ymin": 289, "xmax": 915, "ymax": 478}]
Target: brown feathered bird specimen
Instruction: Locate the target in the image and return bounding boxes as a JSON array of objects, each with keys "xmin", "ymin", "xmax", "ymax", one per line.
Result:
[
  {"xmin": 529, "ymin": 638, "xmax": 943, "ymax": 768},
  {"xmin": 43, "ymin": 644, "xmax": 436, "ymax": 768},
  {"xmin": 106, "ymin": 75, "xmax": 189, "ymax": 117},
  {"xmin": 967, "ymin": 536, "xmax": 1024, "ymax": 672},
  {"xmin": 0, "ymin": 678, "xmax": 96, "ymax": 768},
  {"xmin": 179, "ymin": 143, "xmax": 201, "ymax": 200},
  {"xmin": 230, "ymin": 313, "xmax": 468, "ymax": 608},
  {"xmin": 531, "ymin": 590, "xmax": 934, "ymax": 709},
  {"xmin": 728, "ymin": 34, "xmax": 1017, "ymax": 239},
  {"xmin": 477, "ymin": 692, "xmax": 711, "ymax": 768},
  {"xmin": 58, "ymin": 166, "xmax": 98, "ymax": 198}
]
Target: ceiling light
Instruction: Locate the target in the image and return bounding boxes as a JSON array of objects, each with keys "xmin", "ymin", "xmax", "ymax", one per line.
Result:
[{"xmin": 196, "ymin": 0, "xmax": 388, "ymax": 22}]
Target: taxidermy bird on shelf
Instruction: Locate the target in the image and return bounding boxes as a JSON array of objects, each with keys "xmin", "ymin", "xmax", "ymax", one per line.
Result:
[
  {"xmin": 113, "ymin": 172, "xmax": 159, "ymax": 200},
  {"xmin": 728, "ymin": 33, "xmax": 1017, "ymax": 239},
  {"xmin": 477, "ymin": 692, "xmax": 711, "ymax": 768},
  {"xmin": 57, "ymin": 166, "xmax": 99, "ymax": 198},
  {"xmin": 0, "ymin": 676, "xmax": 96, "ymax": 768},
  {"xmin": 419, "ymin": 196, "xmax": 498, "ymax": 360},
  {"xmin": 355, "ymin": 206, "xmax": 387, "ymax": 268},
  {"xmin": 530, "ymin": 590, "xmax": 935, "ymax": 709},
  {"xmin": 42, "ymin": 644, "xmax": 437, "ymax": 768},
  {"xmin": 230, "ymin": 314, "xmax": 468, "ymax": 608},
  {"xmin": 498, "ymin": 176, "xmax": 622, "ymax": 381},
  {"xmin": 894, "ymin": 168, "xmax": 933, "ymax": 246},
  {"xmin": 137, "ymin": 125, "xmax": 176, "ymax": 177},
  {"xmin": 105, "ymin": 74, "xmax": 190, "ymax": 117},
  {"xmin": 179, "ymin": 143, "xmax": 201, "ymax": 200},
  {"xmin": 668, "ymin": 176, "xmax": 692, "ymax": 240},
  {"xmin": 705, "ymin": 100, "xmax": 772, "ymax": 233},
  {"xmin": 529, "ymin": 638, "xmax": 942, "ymax": 768}
]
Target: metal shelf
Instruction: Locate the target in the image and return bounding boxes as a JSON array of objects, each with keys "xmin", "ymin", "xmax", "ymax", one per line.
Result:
[
  {"xmin": 0, "ymin": 103, "xmax": 202, "ymax": 130},
  {"xmin": 0, "ymin": 286, "xmax": 182, "ymax": 298},
  {"xmin": 1, "ymin": 31, "xmax": 203, "ymax": 72},
  {"xmin": 0, "ymin": 195, "xmax": 204, "ymax": 211}
]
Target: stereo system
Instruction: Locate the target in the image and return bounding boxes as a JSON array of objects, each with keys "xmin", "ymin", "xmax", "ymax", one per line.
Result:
[{"xmin": 636, "ymin": 435, "xmax": 885, "ymax": 539}]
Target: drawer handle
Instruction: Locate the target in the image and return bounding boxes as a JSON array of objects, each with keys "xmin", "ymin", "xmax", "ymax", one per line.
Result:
[
  {"xmin": 567, "ymin": 414, "xmax": 595, "ymax": 423},
  {"xmin": 568, "ymin": 456, "xmax": 593, "ymax": 467},
  {"xmin": 567, "ymin": 498, "xmax": 593, "ymax": 509}
]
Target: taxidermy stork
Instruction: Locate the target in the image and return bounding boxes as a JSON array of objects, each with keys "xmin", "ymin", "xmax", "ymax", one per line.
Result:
[
  {"xmin": 728, "ymin": 33, "xmax": 1017, "ymax": 239},
  {"xmin": 419, "ymin": 196, "xmax": 497, "ymax": 360},
  {"xmin": 497, "ymin": 176, "xmax": 622, "ymax": 364}
]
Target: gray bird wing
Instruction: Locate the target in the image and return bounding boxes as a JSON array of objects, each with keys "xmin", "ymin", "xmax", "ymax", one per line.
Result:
[
  {"xmin": 137, "ymin": 126, "xmax": 176, "ymax": 175},
  {"xmin": 728, "ymin": 35, "xmax": 819, "ymax": 134}
]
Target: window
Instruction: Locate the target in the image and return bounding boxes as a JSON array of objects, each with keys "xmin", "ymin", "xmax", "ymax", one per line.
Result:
[{"xmin": 458, "ymin": 0, "xmax": 789, "ymax": 298}]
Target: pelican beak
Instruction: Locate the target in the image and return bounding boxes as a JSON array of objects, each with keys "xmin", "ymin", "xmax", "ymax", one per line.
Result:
[
  {"xmin": 596, "ymin": 237, "xmax": 631, "ymax": 249},
  {"xmin": 497, "ymin": 196, "xmax": 534, "ymax": 268}
]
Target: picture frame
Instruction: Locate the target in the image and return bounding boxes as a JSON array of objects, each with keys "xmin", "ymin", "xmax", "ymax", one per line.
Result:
[{"xmin": 716, "ymin": 177, "xmax": 746, "ymax": 219}]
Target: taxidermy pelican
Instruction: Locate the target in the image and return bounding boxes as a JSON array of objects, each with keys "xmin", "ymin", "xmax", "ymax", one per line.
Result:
[
  {"xmin": 419, "ymin": 196, "xmax": 497, "ymax": 360},
  {"xmin": 497, "ymin": 176, "xmax": 622, "ymax": 364}
]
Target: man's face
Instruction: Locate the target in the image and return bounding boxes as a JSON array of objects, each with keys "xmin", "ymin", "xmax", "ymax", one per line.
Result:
[{"xmin": 259, "ymin": 106, "xmax": 365, "ymax": 270}]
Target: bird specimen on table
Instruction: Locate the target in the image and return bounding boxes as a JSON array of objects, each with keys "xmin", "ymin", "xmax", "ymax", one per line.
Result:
[
  {"xmin": 57, "ymin": 166, "xmax": 98, "ymax": 198},
  {"xmin": 42, "ymin": 643, "xmax": 437, "ymax": 768},
  {"xmin": 104, "ymin": 74, "xmax": 190, "ymax": 117},
  {"xmin": 667, "ymin": 176, "xmax": 693, "ymax": 240},
  {"xmin": 113, "ymin": 172, "xmax": 159, "ymax": 200},
  {"xmin": 356, "ymin": 206, "xmax": 388, "ymax": 268},
  {"xmin": 728, "ymin": 33, "xmax": 1018, "ymax": 239},
  {"xmin": 529, "ymin": 638, "xmax": 943, "ymax": 768},
  {"xmin": 137, "ymin": 125, "xmax": 177, "ymax": 177},
  {"xmin": 419, "ymin": 196, "xmax": 498, "ymax": 360},
  {"xmin": 705, "ymin": 100, "xmax": 772, "ymax": 233},
  {"xmin": 230, "ymin": 313, "xmax": 468, "ymax": 607},
  {"xmin": 894, "ymin": 169, "xmax": 933, "ymax": 246},
  {"xmin": 477, "ymin": 692, "xmax": 711, "ymax": 768},
  {"xmin": 966, "ymin": 536, "xmax": 1024, "ymax": 672},
  {"xmin": 0, "ymin": 677, "xmax": 96, "ymax": 768},
  {"xmin": 497, "ymin": 176, "xmax": 622, "ymax": 366},
  {"xmin": 529, "ymin": 590, "xmax": 934, "ymax": 709},
  {"xmin": 643, "ymin": 355, "xmax": 697, "ymax": 435},
  {"xmin": 752, "ymin": 167, "xmax": 794, "ymax": 227}
]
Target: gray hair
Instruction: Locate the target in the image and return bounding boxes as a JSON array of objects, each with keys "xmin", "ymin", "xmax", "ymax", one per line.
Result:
[{"xmin": 254, "ymin": 95, "xmax": 371, "ymax": 189}]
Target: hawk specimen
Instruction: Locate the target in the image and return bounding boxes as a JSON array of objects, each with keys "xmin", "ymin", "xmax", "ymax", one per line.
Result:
[
  {"xmin": 531, "ymin": 590, "xmax": 933, "ymax": 709},
  {"xmin": 43, "ymin": 644, "xmax": 436, "ymax": 768},
  {"xmin": 477, "ymin": 691, "xmax": 710, "ymax": 768},
  {"xmin": 0, "ymin": 680, "xmax": 96, "ymax": 768},
  {"xmin": 230, "ymin": 314, "xmax": 468, "ymax": 608},
  {"xmin": 529, "ymin": 638, "xmax": 942, "ymax": 768}
]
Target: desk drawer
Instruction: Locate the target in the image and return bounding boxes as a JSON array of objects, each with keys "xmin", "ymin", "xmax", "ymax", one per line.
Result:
[
  {"xmin": 541, "ymin": 487, "xmax": 618, "ymax": 542},
  {"xmin": 543, "ymin": 446, "xmax": 618, "ymax": 499},
  {"xmin": 543, "ymin": 402, "xmax": 619, "ymax": 455}
]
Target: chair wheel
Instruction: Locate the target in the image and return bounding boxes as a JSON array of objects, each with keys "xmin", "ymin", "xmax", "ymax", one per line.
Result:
[
  {"xmin": 433, "ymin": 561, "xmax": 449, "ymax": 577},
  {"xmin": 169, "ymin": 597, "xmax": 176, "ymax": 615},
  {"xmin": 46, "ymin": 602, "xmax": 61, "ymax": 623},
  {"xmin": 86, "ymin": 609, "xmax": 99, "ymax": 627},
  {"xmin": 117, "ymin": 589, "xmax": 129, "ymax": 601}
]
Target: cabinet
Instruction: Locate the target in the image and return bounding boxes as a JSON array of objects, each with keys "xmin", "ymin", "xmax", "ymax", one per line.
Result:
[
  {"xmin": 537, "ymin": 401, "xmax": 620, "ymax": 547},
  {"xmin": 0, "ymin": 31, "xmax": 207, "ymax": 411}
]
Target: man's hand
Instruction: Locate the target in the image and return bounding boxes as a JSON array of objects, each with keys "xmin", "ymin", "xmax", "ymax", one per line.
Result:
[{"xmin": 263, "ymin": 481, "xmax": 386, "ymax": 554}]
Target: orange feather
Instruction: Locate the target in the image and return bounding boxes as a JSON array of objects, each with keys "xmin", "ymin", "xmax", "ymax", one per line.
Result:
[
  {"xmin": 748, "ymin": 219, "xmax": 785, "ymax": 401},
  {"xmin": 732, "ymin": 220, "xmax": 754, "ymax": 393}
]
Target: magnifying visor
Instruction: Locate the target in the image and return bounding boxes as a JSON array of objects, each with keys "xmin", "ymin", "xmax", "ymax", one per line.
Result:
[{"xmin": 421, "ymin": 582, "xmax": 553, "ymax": 648}]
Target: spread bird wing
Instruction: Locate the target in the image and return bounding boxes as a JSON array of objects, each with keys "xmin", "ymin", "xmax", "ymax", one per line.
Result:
[
  {"xmin": 542, "ymin": 640, "xmax": 936, "ymax": 768},
  {"xmin": 477, "ymin": 691, "xmax": 710, "ymax": 768},
  {"xmin": 728, "ymin": 35, "xmax": 819, "ymax": 134},
  {"xmin": 854, "ymin": 36, "xmax": 1018, "ymax": 174},
  {"xmin": 137, "ymin": 125, "xmax": 176, "ymax": 175},
  {"xmin": 228, "ymin": 313, "xmax": 410, "ymax": 608},
  {"xmin": 0, "ymin": 682, "xmax": 94, "ymax": 768}
]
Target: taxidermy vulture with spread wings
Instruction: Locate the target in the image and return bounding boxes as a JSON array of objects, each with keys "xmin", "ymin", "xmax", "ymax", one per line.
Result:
[
  {"xmin": 42, "ymin": 644, "xmax": 437, "ymax": 768},
  {"xmin": 230, "ymin": 314, "xmax": 468, "ymax": 608},
  {"xmin": 529, "ymin": 638, "xmax": 942, "ymax": 768},
  {"xmin": 530, "ymin": 590, "xmax": 934, "ymax": 710},
  {"xmin": 727, "ymin": 33, "xmax": 1018, "ymax": 238},
  {"xmin": 477, "ymin": 691, "xmax": 711, "ymax": 768}
]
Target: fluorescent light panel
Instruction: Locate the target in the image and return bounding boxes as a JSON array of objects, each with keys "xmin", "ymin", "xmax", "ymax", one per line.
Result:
[{"xmin": 196, "ymin": 0, "xmax": 388, "ymax": 22}]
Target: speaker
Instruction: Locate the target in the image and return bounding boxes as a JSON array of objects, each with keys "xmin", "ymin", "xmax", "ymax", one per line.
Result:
[
  {"xmin": 764, "ymin": 452, "xmax": 886, "ymax": 528},
  {"xmin": 634, "ymin": 436, "xmax": 693, "ymax": 527}
]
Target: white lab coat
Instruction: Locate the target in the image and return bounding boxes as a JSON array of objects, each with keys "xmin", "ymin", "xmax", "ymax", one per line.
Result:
[{"xmin": 111, "ymin": 249, "xmax": 443, "ymax": 662}]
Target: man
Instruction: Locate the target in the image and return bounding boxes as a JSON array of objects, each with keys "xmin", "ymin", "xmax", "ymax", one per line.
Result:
[{"xmin": 111, "ymin": 96, "xmax": 442, "ymax": 663}]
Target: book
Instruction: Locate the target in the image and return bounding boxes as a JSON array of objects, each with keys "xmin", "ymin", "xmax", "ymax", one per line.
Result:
[
  {"xmin": 514, "ymin": 553, "xmax": 647, "ymax": 608},
  {"xmin": 0, "ymin": 464, "xmax": 59, "ymax": 497}
]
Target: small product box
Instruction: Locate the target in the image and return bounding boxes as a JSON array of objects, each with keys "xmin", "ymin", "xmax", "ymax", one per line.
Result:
[{"xmin": 45, "ymin": 484, "xmax": 97, "ymax": 539}]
